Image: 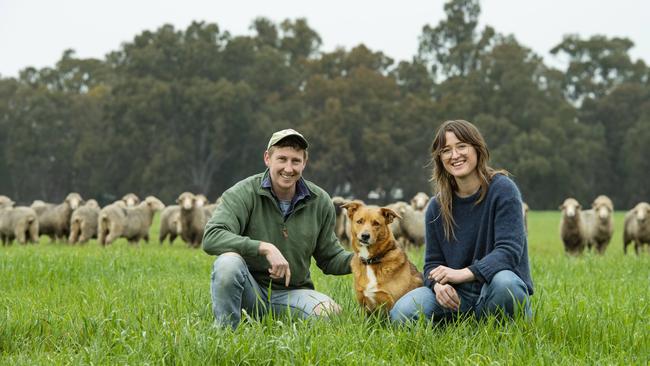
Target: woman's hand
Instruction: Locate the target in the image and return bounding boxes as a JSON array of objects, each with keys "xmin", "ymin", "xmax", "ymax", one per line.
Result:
[
  {"xmin": 433, "ymin": 283, "xmax": 460, "ymax": 311},
  {"xmin": 428, "ymin": 266, "xmax": 475, "ymax": 285}
]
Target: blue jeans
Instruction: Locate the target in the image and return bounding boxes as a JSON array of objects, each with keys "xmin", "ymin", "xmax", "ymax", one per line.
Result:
[
  {"xmin": 390, "ymin": 270, "xmax": 531, "ymax": 325},
  {"xmin": 210, "ymin": 254, "xmax": 336, "ymax": 329}
]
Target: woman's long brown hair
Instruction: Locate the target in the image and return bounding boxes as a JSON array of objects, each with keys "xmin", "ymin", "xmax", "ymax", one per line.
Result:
[{"xmin": 429, "ymin": 120, "xmax": 508, "ymax": 241}]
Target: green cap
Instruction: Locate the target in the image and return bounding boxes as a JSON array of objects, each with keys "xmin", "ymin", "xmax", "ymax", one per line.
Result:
[{"xmin": 266, "ymin": 128, "xmax": 309, "ymax": 150}]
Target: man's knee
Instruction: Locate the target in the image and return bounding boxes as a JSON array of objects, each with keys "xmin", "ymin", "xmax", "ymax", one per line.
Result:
[{"xmin": 212, "ymin": 253, "xmax": 246, "ymax": 284}]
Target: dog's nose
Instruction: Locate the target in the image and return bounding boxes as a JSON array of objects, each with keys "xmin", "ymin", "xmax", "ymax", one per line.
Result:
[{"xmin": 360, "ymin": 233, "xmax": 370, "ymax": 242}]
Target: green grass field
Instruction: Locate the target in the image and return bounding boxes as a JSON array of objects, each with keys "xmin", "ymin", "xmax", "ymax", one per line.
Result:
[{"xmin": 1, "ymin": 212, "xmax": 649, "ymax": 365}]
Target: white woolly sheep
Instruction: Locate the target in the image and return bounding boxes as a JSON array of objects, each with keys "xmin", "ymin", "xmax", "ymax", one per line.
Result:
[
  {"xmin": 0, "ymin": 195, "xmax": 14, "ymax": 208},
  {"xmin": 159, "ymin": 205, "xmax": 182, "ymax": 244},
  {"xmin": 0, "ymin": 205, "xmax": 39, "ymax": 245},
  {"xmin": 69, "ymin": 199, "xmax": 101, "ymax": 244},
  {"xmin": 386, "ymin": 201, "xmax": 410, "ymax": 247},
  {"xmin": 98, "ymin": 196, "xmax": 164, "ymax": 245},
  {"xmin": 31, "ymin": 192, "xmax": 83, "ymax": 242},
  {"xmin": 121, "ymin": 193, "xmax": 140, "ymax": 207},
  {"xmin": 623, "ymin": 202, "xmax": 650, "ymax": 255},
  {"xmin": 394, "ymin": 203, "xmax": 425, "ymax": 247},
  {"xmin": 580, "ymin": 195, "xmax": 614, "ymax": 254},
  {"xmin": 195, "ymin": 193, "xmax": 219, "ymax": 218},
  {"xmin": 410, "ymin": 192, "xmax": 430, "ymax": 212},
  {"xmin": 177, "ymin": 192, "xmax": 208, "ymax": 248},
  {"xmin": 97, "ymin": 201, "xmax": 128, "ymax": 246},
  {"xmin": 559, "ymin": 198, "xmax": 586, "ymax": 255}
]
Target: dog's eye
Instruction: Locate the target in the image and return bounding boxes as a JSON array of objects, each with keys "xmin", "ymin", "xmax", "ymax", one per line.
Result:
[
  {"xmin": 372, "ymin": 221, "xmax": 380, "ymax": 226},
  {"xmin": 356, "ymin": 219, "xmax": 364, "ymax": 224}
]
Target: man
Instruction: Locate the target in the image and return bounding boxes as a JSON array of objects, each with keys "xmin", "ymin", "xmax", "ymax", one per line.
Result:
[{"xmin": 203, "ymin": 128, "xmax": 353, "ymax": 329}]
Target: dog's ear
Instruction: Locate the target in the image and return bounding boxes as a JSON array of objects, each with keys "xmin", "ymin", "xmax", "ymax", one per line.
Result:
[
  {"xmin": 341, "ymin": 200, "xmax": 363, "ymax": 218},
  {"xmin": 380, "ymin": 207, "xmax": 401, "ymax": 224}
]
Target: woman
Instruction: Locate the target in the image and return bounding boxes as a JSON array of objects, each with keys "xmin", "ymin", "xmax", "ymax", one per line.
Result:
[{"xmin": 390, "ymin": 120, "xmax": 533, "ymax": 324}]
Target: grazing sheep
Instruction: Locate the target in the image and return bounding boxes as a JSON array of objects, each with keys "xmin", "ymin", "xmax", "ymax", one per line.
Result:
[
  {"xmin": 69, "ymin": 199, "xmax": 101, "ymax": 244},
  {"xmin": 0, "ymin": 195, "xmax": 14, "ymax": 208},
  {"xmin": 522, "ymin": 202, "xmax": 529, "ymax": 233},
  {"xmin": 331, "ymin": 196, "xmax": 350, "ymax": 245},
  {"xmin": 410, "ymin": 192, "xmax": 430, "ymax": 211},
  {"xmin": 159, "ymin": 205, "xmax": 182, "ymax": 245},
  {"xmin": 177, "ymin": 192, "xmax": 208, "ymax": 248},
  {"xmin": 581, "ymin": 195, "xmax": 614, "ymax": 254},
  {"xmin": 98, "ymin": 196, "xmax": 165, "ymax": 245},
  {"xmin": 623, "ymin": 202, "xmax": 650, "ymax": 255},
  {"xmin": 559, "ymin": 198, "xmax": 586, "ymax": 255},
  {"xmin": 31, "ymin": 192, "xmax": 83, "ymax": 242},
  {"xmin": 394, "ymin": 203, "xmax": 426, "ymax": 247},
  {"xmin": 121, "ymin": 193, "xmax": 141, "ymax": 207},
  {"xmin": 97, "ymin": 201, "xmax": 128, "ymax": 246},
  {"xmin": 0, "ymin": 205, "xmax": 39, "ymax": 245}
]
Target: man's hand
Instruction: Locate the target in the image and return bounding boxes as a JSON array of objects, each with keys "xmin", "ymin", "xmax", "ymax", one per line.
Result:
[
  {"xmin": 433, "ymin": 282, "xmax": 460, "ymax": 311},
  {"xmin": 428, "ymin": 266, "xmax": 474, "ymax": 285},
  {"xmin": 259, "ymin": 242, "xmax": 291, "ymax": 287}
]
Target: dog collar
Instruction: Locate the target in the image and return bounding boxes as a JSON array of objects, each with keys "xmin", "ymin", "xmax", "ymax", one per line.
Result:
[{"xmin": 359, "ymin": 255, "xmax": 383, "ymax": 265}]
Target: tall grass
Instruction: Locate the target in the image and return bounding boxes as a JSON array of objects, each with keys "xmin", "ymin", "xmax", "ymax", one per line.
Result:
[{"xmin": 1, "ymin": 212, "xmax": 648, "ymax": 365}]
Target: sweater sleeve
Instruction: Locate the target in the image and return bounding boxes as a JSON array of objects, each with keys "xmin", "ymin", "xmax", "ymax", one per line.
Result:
[
  {"xmin": 202, "ymin": 184, "xmax": 261, "ymax": 258},
  {"xmin": 312, "ymin": 196, "xmax": 353, "ymax": 275},
  {"xmin": 423, "ymin": 201, "xmax": 446, "ymax": 288},
  {"xmin": 469, "ymin": 193, "xmax": 526, "ymax": 284}
]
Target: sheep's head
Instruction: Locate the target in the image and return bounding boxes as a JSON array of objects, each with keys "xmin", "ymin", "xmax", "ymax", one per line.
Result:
[
  {"xmin": 0, "ymin": 195, "xmax": 15, "ymax": 209},
  {"xmin": 66, "ymin": 193, "xmax": 83, "ymax": 210},
  {"xmin": 411, "ymin": 192, "xmax": 430, "ymax": 211},
  {"xmin": 177, "ymin": 192, "xmax": 195, "ymax": 211},
  {"xmin": 592, "ymin": 195, "xmax": 613, "ymax": 221},
  {"xmin": 144, "ymin": 196, "xmax": 165, "ymax": 212},
  {"xmin": 84, "ymin": 199, "xmax": 100, "ymax": 209},
  {"xmin": 122, "ymin": 193, "xmax": 140, "ymax": 207},
  {"xmin": 560, "ymin": 198, "xmax": 581, "ymax": 218},
  {"xmin": 195, "ymin": 194, "xmax": 209, "ymax": 208},
  {"xmin": 633, "ymin": 202, "xmax": 650, "ymax": 223}
]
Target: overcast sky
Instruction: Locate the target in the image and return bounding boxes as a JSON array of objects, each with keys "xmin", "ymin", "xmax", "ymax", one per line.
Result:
[{"xmin": 1, "ymin": 0, "xmax": 648, "ymax": 78}]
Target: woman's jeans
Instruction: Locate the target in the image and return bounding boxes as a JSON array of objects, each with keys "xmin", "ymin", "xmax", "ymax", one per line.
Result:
[
  {"xmin": 211, "ymin": 254, "xmax": 335, "ymax": 329},
  {"xmin": 390, "ymin": 270, "xmax": 531, "ymax": 325}
]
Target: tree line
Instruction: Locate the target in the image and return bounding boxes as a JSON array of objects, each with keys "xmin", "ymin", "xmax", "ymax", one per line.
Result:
[{"xmin": 1, "ymin": 0, "xmax": 649, "ymax": 210}]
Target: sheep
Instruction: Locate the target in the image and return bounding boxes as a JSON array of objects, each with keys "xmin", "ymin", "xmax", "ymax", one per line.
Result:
[
  {"xmin": 31, "ymin": 192, "xmax": 83, "ymax": 242},
  {"xmin": 410, "ymin": 192, "xmax": 430, "ymax": 211},
  {"xmin": 195, "ymin": 193, "xmax": 219, "ymax": 218},
  {"xmin": 522, "ymin": 202, "xmax": 529, "ymax": 234},
  {"xmin": 559, "ymin": 198, "xmax": 586, "ymax": 255},
  {"xmin": 580, "ymin": 195, "xmax": 614, "ymax": 254},
  {"xmin": 0, "ymin": 205, "xmax": 39, "ymax": 245},
  {"xmin": 0, "ymin": 195, "xmax": 14, "ymax": 208},
  {"xmin": 386, "ymin": 201, "xmax": 410, "ymax": 247},
  {"xmin": 623, "ymin": 202, "xmax": 650, "ymax": 255},
  {"xmin": 97, "ymin": 201, "xmax": 128, "ymax": 246},
  {"xmin": 394, "ymin": 203, "xmax": 425, "ymax": 247},
  {"xmin": 68, "ymin": 199, "xmax": 101, "ymax": 244},
  {"xmin": 331, "ymin": 196, "xmax": 350, "ymax": 246},
  {"xmin": 98, "ymin": 196, "xmax": 165, "ymax": 245},
  {"xmin": 177, "ymin": 192, "xmax": 208, "ymax": 248},
  {"xmin": 159, "ymin": 205, "xmax": 182, "ymax": 245},
  {"xmin": 121, "ymin": 193, "xmax": 140, "ymax": 207}
]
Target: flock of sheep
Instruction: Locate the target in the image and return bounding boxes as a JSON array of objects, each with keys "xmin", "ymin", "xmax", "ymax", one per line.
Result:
[
  {"xmin": 2, "ymin": 189, "xmax": 649, "ymax": 255},
  {"xmin": 559, "ymin": 195, "xmax": 650, "ymax": 255},
  {"xmin": 0, "ymin": 192, "xmax": 219, "ymax": 247}
]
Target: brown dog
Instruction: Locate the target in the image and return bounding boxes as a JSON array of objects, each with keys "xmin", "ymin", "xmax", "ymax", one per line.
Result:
[{"xmin": 342, "ymin": 200, "xmax": 423, "ymax": 313}]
